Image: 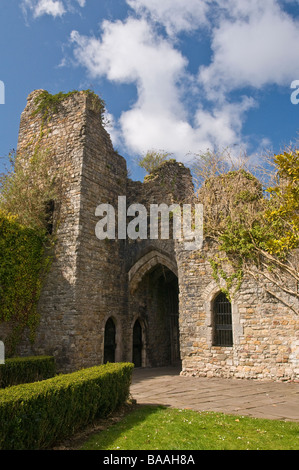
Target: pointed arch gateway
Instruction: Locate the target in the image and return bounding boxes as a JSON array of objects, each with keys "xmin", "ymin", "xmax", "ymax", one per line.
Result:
[
  {"xmin": 128, "ymin": 251, "xmax": 181, "ymax": 368},
  {"xmin": 128, "ymin": 250, "xmax": 178, "ymax": 294}
]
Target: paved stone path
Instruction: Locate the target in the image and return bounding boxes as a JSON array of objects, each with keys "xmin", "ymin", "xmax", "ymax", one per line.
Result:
[{"xmin": 131, "ymin": 367, "xmax": 299, "ymax": 422}]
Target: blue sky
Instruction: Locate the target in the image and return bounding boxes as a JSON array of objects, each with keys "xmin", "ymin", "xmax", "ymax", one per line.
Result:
[{"xmin": 0, "ymin": 0, "xmax": 299, "ymax": 181}]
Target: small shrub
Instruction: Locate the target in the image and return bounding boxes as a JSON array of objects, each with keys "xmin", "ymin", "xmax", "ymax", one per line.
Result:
[
  {"xmin": 137, "ymin": 150, "xmax": 174, "ymax": 174},
  {"xmin": 0, "ymin": 356, "xmax": 56, "ymax": 388}
]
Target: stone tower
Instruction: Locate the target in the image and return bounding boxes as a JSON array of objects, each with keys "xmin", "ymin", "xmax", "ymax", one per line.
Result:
[
  {"xmin": 1, "ymin": 89, "xmax": 298, "ymax": 381},
  {"xmin": 15, "ymin": 89, "xmax": 193, "ymax": 371}
]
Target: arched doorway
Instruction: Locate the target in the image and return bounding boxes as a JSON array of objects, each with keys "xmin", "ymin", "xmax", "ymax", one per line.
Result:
[
  {"xmin": 129, "ymin": 255, "xmax": 180, "ymax": 368},
  {"xmin": 132, "ymin": 319, "xmax": 143, "ymax": 367},
  {"xmin": 104, "ymin": 317, "xmax": 116, "ymax": 363}
]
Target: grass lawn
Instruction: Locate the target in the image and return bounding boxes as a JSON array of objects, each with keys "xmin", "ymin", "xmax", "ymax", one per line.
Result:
[{"xmin": 80, "ymin": 405, "xmax": 299, "ymax": 451}]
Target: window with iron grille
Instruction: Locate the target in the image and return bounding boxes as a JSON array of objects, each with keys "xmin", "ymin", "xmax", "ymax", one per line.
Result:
[{"xmin": 213, "ymin": 292, "xmax": 233, "ymax": 347}]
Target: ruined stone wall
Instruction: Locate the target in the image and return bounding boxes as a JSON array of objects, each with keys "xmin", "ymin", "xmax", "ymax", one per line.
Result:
[
  {"xmin": 12, "ymin": 90, "xmax": 129, "ymax": 370},
  {"xmin": 2, "ymin": 88, "xmax": 297, "ymax": 380},
  {"xmin": 126, "ymin": 161, "xmax": 194, "ymax": 367},
  {"xmin": 15, "ymin": 90, "xmax": 89, "ymax": 368},
  {"xmin": 177, "ymin": 240, "xmax": 299, "ymax": 381},
  {"xmin": 69, "ymin": 93, "xmax": 128, "ymax": 370},
  {"xmin": 6, "ymin": 90, "xmax": 194, "ymax": 371}
]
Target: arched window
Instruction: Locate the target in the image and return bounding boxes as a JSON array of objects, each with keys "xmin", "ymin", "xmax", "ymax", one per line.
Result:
[
  {"xmin": 213, "ymin": 293, "xmax": 233, "ymax": 347},
  {"xmin": 104, "ymin": 317, "xmax": 116, "ymax": 363}
]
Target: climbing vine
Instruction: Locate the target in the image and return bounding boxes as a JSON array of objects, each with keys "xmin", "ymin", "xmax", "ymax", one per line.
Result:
[
  {"xmin": 209, "ymin": 257, "xmax": 243, "ymax": 301},
  {"xmin": 0, "ymin": 149, "xmax": 58, "ymax": 232},
  {"xmin": 0, "ymin": 212, "xmax": 51, "ymax": 355}
]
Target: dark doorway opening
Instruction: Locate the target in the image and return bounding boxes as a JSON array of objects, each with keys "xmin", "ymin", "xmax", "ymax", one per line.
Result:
[
  {"xmin": 133, "ymin": 319, "xmax": 143, "ymax": 367},
  {"xmin": 104, "ymin": 317, "xmax": 116, "ymax": 363},
  {"xmin": 132, "ymin": 263, "xmax": 180, "ymax": 367},
  {"xmin": 164, "ymin": 276, "xmax": 180, "ymax": 365}
]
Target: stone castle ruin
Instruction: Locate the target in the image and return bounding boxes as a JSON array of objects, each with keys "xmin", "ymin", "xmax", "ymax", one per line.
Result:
[{"xmin": 1, "ymin": 90, "xmax": 298, "ymax": 381}]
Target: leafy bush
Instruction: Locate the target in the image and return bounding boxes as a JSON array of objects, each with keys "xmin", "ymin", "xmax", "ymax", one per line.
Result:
[
  {"xmin": 137, "ymin": 150, "xmax": 174, "ymax": 174},
  {"xmin": 0, "ymin": 149, "xmax": 58, "ymax": 232},
  {"xmin": 0, "ymin": 362, "xmax": 134, "ymax": 450},
  {"xmin": 0, "ymin": 356, "xmax": 56, "ymax": 388}
]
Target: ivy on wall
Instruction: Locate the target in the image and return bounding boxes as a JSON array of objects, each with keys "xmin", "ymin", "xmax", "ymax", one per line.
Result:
[{"xmin": 0, "ymin": 212, "xmax": 51, "ymax": 355}]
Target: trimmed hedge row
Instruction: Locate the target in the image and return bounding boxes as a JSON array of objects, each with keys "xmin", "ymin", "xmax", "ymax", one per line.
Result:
[
  {"xmin": 0, "ymin": 362, "xmax": 134, "ymax": 450},
  {"xmin": 0, "ymin": 356, "xmax": 56, "ymax": 388}
]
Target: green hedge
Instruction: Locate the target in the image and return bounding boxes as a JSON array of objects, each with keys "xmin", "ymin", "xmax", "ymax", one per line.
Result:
[
  {"xmin": 0, "ymin": 362, "xmax": 134, "ymax": 450},
  {"xmin": 0, "ymin": 356, "xmax": 56, "ymax": 388}
]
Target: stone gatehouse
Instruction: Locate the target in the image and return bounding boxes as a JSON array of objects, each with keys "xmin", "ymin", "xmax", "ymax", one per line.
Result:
[{"xmin": 1, "ymin": 90, "xmax": 298, "ymax": 382}]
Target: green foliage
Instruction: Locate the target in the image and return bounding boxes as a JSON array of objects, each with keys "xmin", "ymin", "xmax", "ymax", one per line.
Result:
[
  {"xmin": 234, "ymin": 190, "xmax": 260, "ymax": 204},
  {"xmin": 196, "ymin": 149, "xmax": 299, "ymax": 301},
  {"xmin": 0, "ymin": 134, "xmax": 58, "ymax": 354},
  {"xmin": 265, "ymin": 150, "xmax": 299, "ymax": 257},
  {"xmin": 217, "ymin": 152, "xmax": 299, "ymax": 264},
  {"xmin": 0, "ymin": 356, "xmax": 56, "ymax": 388},
  {"xmin": 0, "ymin": 362, "xmax": 134, "ymax": 450},
  {"xmin": 0, "ymin": 149, "xmax": 58, "ymax": 232},
  {"xmin": 32, "ymin": 89, "xmax": 106, "ymax": 122},
  {"xmin": 209, "ymin": 257, "xmax": 243, "ymax": 301},
  {"xmin": 137, "ymin": 150, "xmax": 174, "ymax": 174},
  {"xmin": 0, "ymin": 213, "xmax": 51, "ymax": 354}
]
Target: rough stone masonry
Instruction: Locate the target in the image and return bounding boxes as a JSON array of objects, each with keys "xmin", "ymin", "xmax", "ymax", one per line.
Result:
[{"xmin": 0, "ymin": 89, "xmax": 298, "ymax": 382}]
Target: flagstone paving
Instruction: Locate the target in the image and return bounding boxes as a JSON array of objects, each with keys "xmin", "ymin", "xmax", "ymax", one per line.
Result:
[{"xmin": 130, "ymin": 367, "xmax": 299, "ymax": 422}]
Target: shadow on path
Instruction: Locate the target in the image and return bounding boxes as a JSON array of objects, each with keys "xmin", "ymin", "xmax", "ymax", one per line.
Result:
[{"xmin": 131, "ymin": 367, "xmax": 299, "ymax": 422}]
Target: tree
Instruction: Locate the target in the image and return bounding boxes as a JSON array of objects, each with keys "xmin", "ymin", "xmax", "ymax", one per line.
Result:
[
  {"xmin": 265, "ymin": 150, "xmax": 299, "ymax": 256},
  {"xmin": 137, "ymin": 150, "xmax": 174, "ymax": 174},
  {"xmin": 192, "ymin": 148, "xmax": 299, "ymax": 312}
]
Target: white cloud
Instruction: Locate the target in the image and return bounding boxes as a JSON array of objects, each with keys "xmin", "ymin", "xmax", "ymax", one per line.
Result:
[
  {"xmin": 69, "ymin": 0, "xmax": 299, "ymax": 164},
  {"xmin": 70, "ymin": 17, "xmax": 253, "ymax": 160},
  {"xmin": 22, "ymin": 0, "xmax": 66, "ymax": 18},
  {"xmin": 70, "ymin": 19, "xmax": 192, "ymax": 157},
  {"xmin": 127, "ymin": 0, "xmax": 209, "ymax": 35},
  {"xmin": 199, "ymin": 1, "xmax": 299, "ymax": 97},
  {"xmin": 21, "ymin": 0, "xmax": 86, "ymax": 18},
  {"xmin": 118, "ymin": 100, "xmax": 253, "ymax": 160},
  {"xmin": 194, "ymin": 97, "xmax": 257, "ymax": 150}
]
